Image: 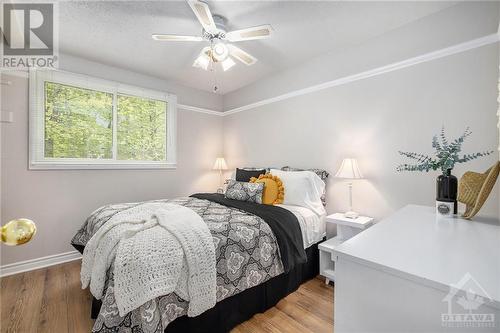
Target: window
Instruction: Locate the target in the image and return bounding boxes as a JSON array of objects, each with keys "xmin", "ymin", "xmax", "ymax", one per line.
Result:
[
  {"xmin": 30, "ymin": 70, "xmax": 177, "ymax": 169},
  {"xmin": 44, "ymin": 82, "xmax": 114, "ymax": 159}
]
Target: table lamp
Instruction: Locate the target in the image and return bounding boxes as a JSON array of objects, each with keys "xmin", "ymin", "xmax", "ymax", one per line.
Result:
[
  {"xmin": 213, "ymin": 157, "xmax": 228, "ymax": 193},
  {"xmin": 335, "ymin": 158, "xmax": 363, "ymax": 219}
]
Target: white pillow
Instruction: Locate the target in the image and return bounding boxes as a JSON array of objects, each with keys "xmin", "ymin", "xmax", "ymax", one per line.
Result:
[{"xmin": 270, "ymin": 169, "xmax": 326, "ymax": 216}]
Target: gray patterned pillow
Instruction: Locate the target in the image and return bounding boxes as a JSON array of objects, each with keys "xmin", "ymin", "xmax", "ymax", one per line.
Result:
[
  {"xmin": 225, "ymin": 180, "xmax": 264, "ymax": 204},
  {"xmin": 281, "ymin": 166, "xmax": 329, "ymax": 206},
  {"xmin": 241, "ymin": 167, "xmax": 276, "ymax": 173},
  {"xmin": 281, "ymin": 166, "xmax": 329, "ymax": 181}
]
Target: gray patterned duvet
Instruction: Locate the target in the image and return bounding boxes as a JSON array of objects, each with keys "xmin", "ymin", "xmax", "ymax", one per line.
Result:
[{"xmin": 71, "ymin": 197, "xmax": 285, "ymax": 333}]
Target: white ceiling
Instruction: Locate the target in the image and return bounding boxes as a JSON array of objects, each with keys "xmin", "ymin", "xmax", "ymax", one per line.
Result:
[{"xmin": 59, "ymin": 1, "xmax": 457, "ymax": 95}]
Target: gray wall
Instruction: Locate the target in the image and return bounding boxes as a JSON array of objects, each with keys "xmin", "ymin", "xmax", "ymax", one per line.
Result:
[
  {"xmin": 223, "ymin": 44, "xmax": 500, "ymax": 222},
  {"xmin": 1, "ymin": 73, "xmax": 223, "ymax": 265}
]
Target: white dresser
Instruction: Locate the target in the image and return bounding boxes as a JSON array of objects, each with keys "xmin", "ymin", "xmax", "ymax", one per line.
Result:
[{"xmin": 333, "ymin": 205, "xmax": 500, "ymax": 333}]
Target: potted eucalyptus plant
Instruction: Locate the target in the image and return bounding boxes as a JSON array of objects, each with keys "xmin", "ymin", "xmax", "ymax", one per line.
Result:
[{"xmin": 397, "ymin": 127, "xmax": 492, "ymax": 214}]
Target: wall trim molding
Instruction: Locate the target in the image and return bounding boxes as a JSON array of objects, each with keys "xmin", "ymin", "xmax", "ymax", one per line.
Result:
[
  {"xmin": 2, "ymin": 32, "xmax": 500, "ymax": 117},
  {"xmin": 0, "ymin": 250, "xmax": 82, "ymax": 277},
  {"xmin": 224, "ymin": 33, "xmax": 500, "ymax": 115},
  {"xmin": 2, "ymin": 33, "xmax": 499, "ymax": 118},
  {"xmin": 178, "ymin": 103, "xmax": 224, "ymax": 116}
]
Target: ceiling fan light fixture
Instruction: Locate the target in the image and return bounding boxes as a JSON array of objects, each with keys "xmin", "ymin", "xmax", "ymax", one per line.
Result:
[
  {"xmin": 221, "ymin": 57, "xmax": 235, "ymax": 71},
  {"xmin": 193, "ymin": 52, "xmax": 210, "ymax": 70},
  {"xmin": 212, "ymin": 40, "xmax": 229, "ymax": 62},
  {"xmin": 155, "ymin": 0, "xmax": 269, "ymax": 83}
]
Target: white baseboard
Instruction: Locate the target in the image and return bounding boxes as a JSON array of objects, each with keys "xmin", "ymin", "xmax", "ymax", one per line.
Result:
[{"xmin": 0, "ymin": 250, "xmax": 82, "ymax": 278}]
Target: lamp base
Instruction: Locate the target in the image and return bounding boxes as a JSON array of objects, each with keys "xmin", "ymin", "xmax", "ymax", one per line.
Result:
[{"xmin": 344, "ymin": 211, "xmax": 359, "ymax": 219}]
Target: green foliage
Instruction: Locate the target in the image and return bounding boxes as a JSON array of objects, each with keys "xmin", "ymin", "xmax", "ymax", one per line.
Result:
[
  {"xmin": 117, "ymin": 95, "xmax": 166, "ymax": 161},
  {"xmin": 45, "ymin": 82, "xmax": 113, "ymax": 159},
  {"xmin": 396, "ymin": 127, "xmax": 493, "ymax": 174},
  {"xmin": 44, "ymin": 82, "xmax": 167, "ymax": 161}
]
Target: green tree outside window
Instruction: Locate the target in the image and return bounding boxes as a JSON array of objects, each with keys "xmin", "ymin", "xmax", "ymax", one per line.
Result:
[{"xmin": 44, "ymin": 82, "xmax": 168, "ymax": 161}]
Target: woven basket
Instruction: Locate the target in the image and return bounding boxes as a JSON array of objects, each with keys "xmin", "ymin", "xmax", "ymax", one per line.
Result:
[{"xmin": 458, "ymin": 161, "xmax": 500, "ymax": 219}]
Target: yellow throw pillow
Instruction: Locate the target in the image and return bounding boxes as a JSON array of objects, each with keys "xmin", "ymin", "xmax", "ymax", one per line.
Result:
[{"xmin": 250, "ymin": 174, "xmax": 285, "ymax": 205}]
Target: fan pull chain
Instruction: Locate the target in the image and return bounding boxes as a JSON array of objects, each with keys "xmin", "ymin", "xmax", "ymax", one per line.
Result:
[
  {"xmin": 213, "ymin": 69, "xmax": 219, "ymax": 94},
  {"xmin": 210, "ymin": 40, "xmax": 219, "ymax": 94}
]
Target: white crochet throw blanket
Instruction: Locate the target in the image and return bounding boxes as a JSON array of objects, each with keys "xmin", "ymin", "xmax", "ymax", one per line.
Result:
[{"xmin": 80, "ymin": 202, "xmax": 216, "ymax": 317}]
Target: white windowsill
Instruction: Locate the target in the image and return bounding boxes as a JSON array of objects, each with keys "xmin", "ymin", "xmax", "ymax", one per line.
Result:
[{"xmin": 29, "ymin": 161, "xmax": 177, "ymax": 170}]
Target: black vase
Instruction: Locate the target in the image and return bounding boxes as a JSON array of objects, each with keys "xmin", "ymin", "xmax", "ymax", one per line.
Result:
[{"xmin": 436, "ymin": 169, "xmax": 458, "ymax": 214}]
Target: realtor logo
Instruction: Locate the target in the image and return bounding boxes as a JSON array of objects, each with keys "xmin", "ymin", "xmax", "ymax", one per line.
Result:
[
  {"xmin": 1, "ymin": 2, "xmax": 58, "ymax": 68},
  {"xmin": 441, "ymin": 273, "xmax": 495, "ymax": 329}
]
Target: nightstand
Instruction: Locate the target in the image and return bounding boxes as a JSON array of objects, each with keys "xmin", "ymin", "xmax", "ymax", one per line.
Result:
[{"xmin": 319, "ymin": 213, "xmax": 373, "ymax": 284}]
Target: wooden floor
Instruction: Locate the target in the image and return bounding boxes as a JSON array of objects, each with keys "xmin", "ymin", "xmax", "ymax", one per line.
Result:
[{"xmin": 1, "ymin": 260, "xmax": 333, "ymax": 333}]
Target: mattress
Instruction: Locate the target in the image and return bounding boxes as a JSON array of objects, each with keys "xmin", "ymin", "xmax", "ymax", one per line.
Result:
[{"xmin": 278, "ymin": 204, "xmax": 326, "ymax": 248}]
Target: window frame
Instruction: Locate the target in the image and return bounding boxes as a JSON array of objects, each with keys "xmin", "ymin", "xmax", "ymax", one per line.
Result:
[{"xmin": 29, "ymin": 69, "xmax": 177, "ymax": 170}]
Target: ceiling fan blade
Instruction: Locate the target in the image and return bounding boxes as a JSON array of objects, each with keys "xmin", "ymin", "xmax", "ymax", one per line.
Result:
[
  {"xmin": 225, "ymin": 25, "xmax": 273, "ymax": 42},
  {"xmin": 152, "ymin": 34, "xmax": 203, "ymax": 41},
  {"xmin": 228, "ymin": 45, "xmax": 257, "ymax": 66},
  {"xmin": 187, "ymin": 0, "xmax": 217, "ymax": 34}
]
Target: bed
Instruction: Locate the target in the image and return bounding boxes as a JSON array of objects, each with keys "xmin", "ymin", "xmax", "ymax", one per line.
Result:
[{"xmin": 71, "ymin": 169, "xmax": 327, "ymax": 333}]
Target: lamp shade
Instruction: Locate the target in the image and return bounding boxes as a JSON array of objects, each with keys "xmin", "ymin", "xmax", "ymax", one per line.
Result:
[
  {"xmin": 335, "ymin": 158, "xmax": 363, "ymax": 179},
  {"xmin": 213, "ymin": 157, "xmax": 228, "ymax": 170}
]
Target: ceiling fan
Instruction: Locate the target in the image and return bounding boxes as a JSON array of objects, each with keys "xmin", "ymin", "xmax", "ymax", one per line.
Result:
[{"xmin": 152, "ymin": 0, "xmax": 272, "ymax": 74}]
